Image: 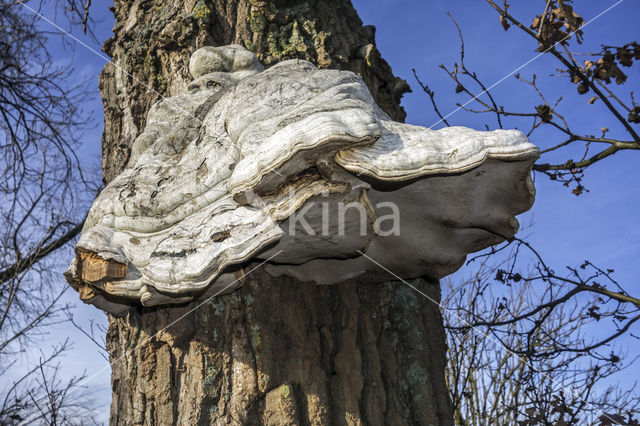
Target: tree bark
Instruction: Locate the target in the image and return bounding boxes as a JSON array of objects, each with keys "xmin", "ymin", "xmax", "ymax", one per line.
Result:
[
  {"xmin": 100, "ymin": 1, "xmax": 452, "ymax": 424},
  {"xmin": 108, "ymin": 269, "xmax": 451, "ymax": 425}
]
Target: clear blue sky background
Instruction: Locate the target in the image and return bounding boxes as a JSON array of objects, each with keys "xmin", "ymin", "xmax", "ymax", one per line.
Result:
[{"xmin": 15, "ymin": 0, "xmax": 639, "ymax": 422}]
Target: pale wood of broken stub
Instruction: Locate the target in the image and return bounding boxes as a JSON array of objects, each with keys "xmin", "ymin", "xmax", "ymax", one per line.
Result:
[
  {"xmin": 79, "ymin": 252, "xmax": 127, "ymax": 283},
  {"xmin": 78, "ymin": 283, "xmax": 97, "ymax": 301}
]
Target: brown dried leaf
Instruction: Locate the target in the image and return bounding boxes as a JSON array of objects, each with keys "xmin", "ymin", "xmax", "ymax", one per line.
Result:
[
  {"xmin": 536, "ymin": 104, "xmax": 553, "ymax": 122},
  {"xmin": 617, "ymin": 46, "xmax": 634, "ymax": 67},
  {"xmin": 594, "ymin": 52, "xmax": 628, "ymax": 85},
  {"xmin": 572, "ymin": 184, "xmax": 584, "ymax": 196},
  {"xmin": 557, "ymin": 0, "xmax": 584, "ymax": 32},
  {"xmin": 577, "ymin": 81, "xmax": 588, "ymax": 94},
  {"xmin": 530, "ymin": 16, "xmax": 541, "ymax": 30}
]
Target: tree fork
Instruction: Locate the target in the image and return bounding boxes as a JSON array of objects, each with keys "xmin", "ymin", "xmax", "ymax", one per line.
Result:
[{"xmin": 100, "ymin": 1, "xmax": 451, "ymax": 424}]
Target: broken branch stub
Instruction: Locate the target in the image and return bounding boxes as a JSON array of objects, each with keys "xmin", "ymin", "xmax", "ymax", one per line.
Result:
[{"xmin": 65, "ymin": 45, "xmax": 539, "ymax": 315}]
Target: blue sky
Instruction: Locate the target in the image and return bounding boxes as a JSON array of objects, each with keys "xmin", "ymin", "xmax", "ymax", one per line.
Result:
[
  {"xmin": 352, "ymin": 0, "xmax": 640, "ymax": 292},
  {"xmin": 14, "ymin": 0, "xmax": 639, "ymax": 421}
]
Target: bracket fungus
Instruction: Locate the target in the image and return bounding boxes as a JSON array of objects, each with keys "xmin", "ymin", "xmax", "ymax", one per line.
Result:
[{"xmin": 65, "ymin": 45, "xmax": 539, "ymax": 315}]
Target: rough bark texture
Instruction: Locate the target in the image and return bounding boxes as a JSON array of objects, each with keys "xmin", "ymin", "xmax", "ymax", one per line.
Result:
[
  {"xmin": 108, "ymin": 269, "xmax": 451, "ymax": 425},
  {"xmin": 100, "ymin": 0, "xmax": 452, "ymax": 424}
]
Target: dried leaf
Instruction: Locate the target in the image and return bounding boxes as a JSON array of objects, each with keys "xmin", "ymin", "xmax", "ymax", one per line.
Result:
[
  {"xmin": 577, "ymin": 81, "xmax": 588, "ymax": 94},
  {"xmin": 557, "ymin": 0, "xmax": 584, "ymax": 33},
  {"xmin": 617, "ymin": 46, "xmax": 634, "ymax": 67},
  {"xmin": 531, "ymin": 16, "xmax": 541, "ymax": 30},
  {"xmin": 536, "ymin": 104, "xmax": 553, "ymax": 122},
  {"xmin": 592, "ymin": 51, "xmax": 628, "ymax": 85}
]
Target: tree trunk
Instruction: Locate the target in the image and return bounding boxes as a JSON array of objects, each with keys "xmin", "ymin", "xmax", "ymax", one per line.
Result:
[
  {"xmin": 107, "ymin": 269, "xmax": 451, "ymax": 425},
  {"xmin": 100, "ymin": 1, "xmax": 452, "ymax": 424}
]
